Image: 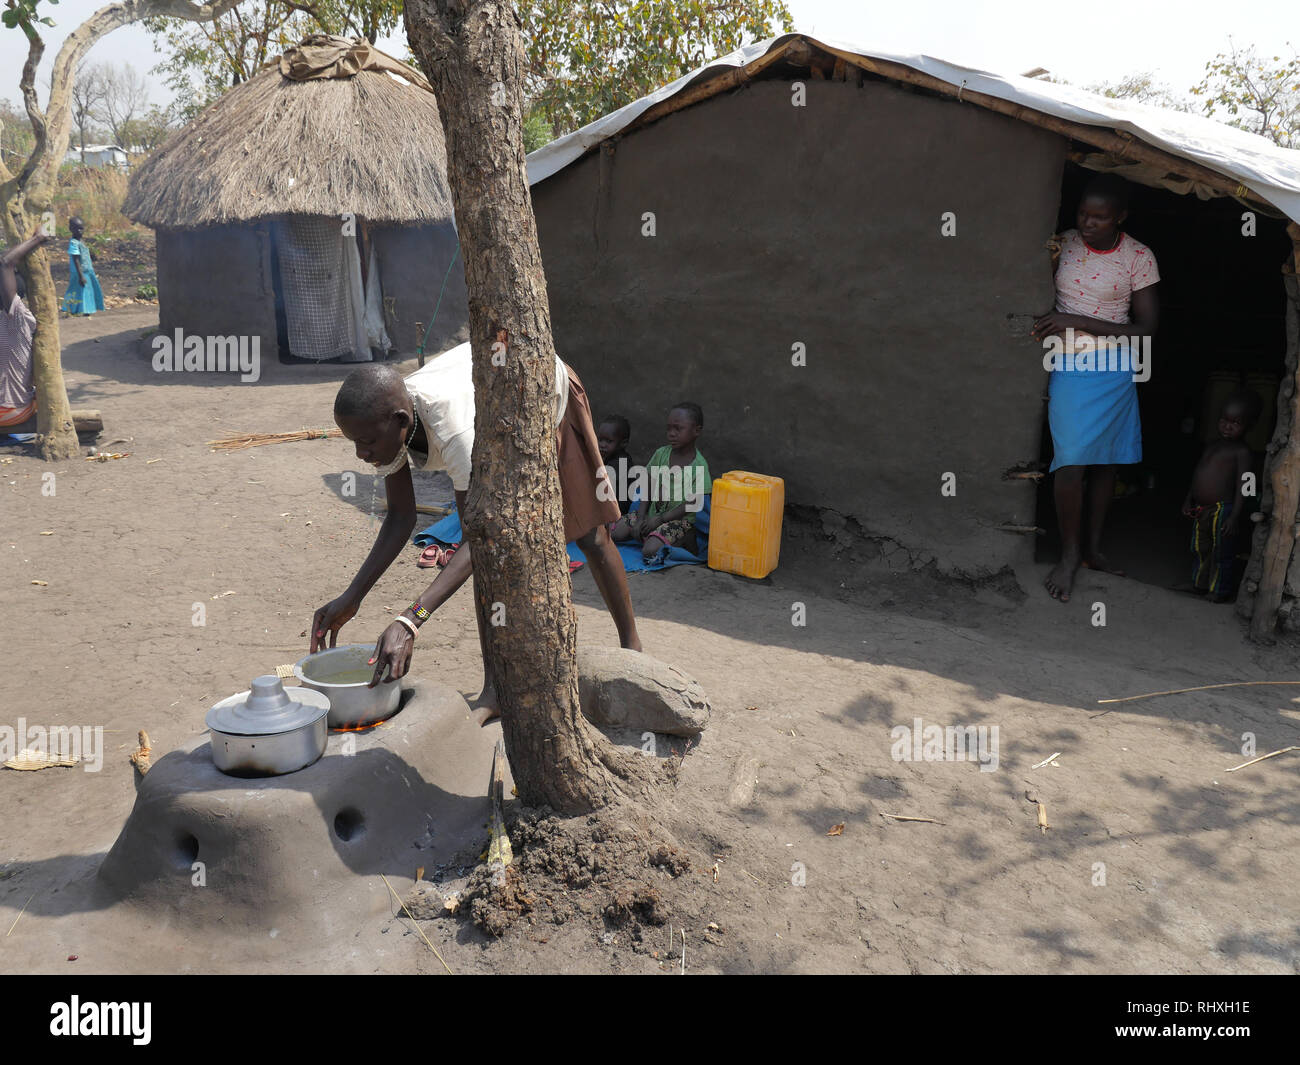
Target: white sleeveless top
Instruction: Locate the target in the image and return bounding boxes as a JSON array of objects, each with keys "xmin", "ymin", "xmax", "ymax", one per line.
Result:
[{"xmin": 403, "ymin": 342, "xmax": 569, "ymax": 491}]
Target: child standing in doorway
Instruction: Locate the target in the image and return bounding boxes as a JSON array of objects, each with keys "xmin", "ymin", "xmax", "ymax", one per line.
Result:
[
  {"xmin": 1181, "ymin": 390, "xmax": 1260, "ymax": 603},
  {"xmin": 63, "ymin": 217, "xmax": 104, "ymax": 316}
]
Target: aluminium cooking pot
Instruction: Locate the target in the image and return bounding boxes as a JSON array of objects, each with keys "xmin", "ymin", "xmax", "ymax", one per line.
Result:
[
  {"xmin": 205, "ymin": 675, "xmax": 331, "ymax": 777},
  {"xmin": 293, "ymin": 644, "xmax": 402, "ymax": 729}
]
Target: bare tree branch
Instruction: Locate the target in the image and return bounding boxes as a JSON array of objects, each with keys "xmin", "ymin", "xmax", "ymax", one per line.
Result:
[
  {"xmin": 16, "ymin": 23, "xmax": 46, "ymax": 188},
  {"xmin": 97, "ymin": 62, "xmax": 149, "ymax": 145},
  {"xmin": 70, "ymin": 61, "xmax": 109, "ymax": 157},
  {"xmin": 3, "ymin": 0, "xmax": 245, "ymax": 462},
  {"xmin": 27, "ymin": 0, "xmax": 240, "ymax": 198}
]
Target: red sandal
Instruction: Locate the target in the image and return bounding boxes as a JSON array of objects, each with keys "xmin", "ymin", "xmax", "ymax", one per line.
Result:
[{"xmin": 417, "ymin": 544, "xmax": 457, "ymax": 569}]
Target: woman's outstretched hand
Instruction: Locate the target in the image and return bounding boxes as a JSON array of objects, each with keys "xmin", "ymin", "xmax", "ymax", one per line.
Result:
[
  {"xmin": 368, "ymin": 621, "xmax": 415, "ymax": 687},
  {"xmin": 310, "ymin": 593, "xmax": 359, "ymax": 652}
]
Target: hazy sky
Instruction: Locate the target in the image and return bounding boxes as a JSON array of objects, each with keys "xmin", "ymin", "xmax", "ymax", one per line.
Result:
[{"xmin": 1, "ymin": 0, "xmax": 1295, "ymax": 116}]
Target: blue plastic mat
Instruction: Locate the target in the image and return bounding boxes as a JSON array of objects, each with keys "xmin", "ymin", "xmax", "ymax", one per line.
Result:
[
  {"xmin": 413, "ymin": 501, "xmax": 710, "ymax": 573},
  {"xmin": 566, "ymin": 538, "xmax": 706, "ymax": 572},
  {"xmin": 412, "ymin": 510, "xmax": 463, "ymax": 548}
]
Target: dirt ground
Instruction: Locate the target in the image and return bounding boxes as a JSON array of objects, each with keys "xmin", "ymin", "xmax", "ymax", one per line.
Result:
[{"xmin": 2, "ymin": 306, "xmax": 1299, "ymax": 975}]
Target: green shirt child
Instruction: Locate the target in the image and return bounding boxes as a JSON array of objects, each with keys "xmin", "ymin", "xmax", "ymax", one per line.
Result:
[
  {"xmin": 612, "ymin": 402, "xmax": 710, "ymax": 559},
  {"xmin": 644, "ymin": 443, "xmax": 711, "ymax": 524}
]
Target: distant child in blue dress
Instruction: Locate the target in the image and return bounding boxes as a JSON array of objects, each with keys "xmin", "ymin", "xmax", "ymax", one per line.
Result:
[{"xmin": 63, "ymin": 217, "xmax": 104, "ymax": 316}]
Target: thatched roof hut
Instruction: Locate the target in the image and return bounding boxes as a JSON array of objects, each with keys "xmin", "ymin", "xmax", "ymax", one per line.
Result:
[{"xmin": 126, "ymin": 36, "xmax": 467, "ymax": 362}]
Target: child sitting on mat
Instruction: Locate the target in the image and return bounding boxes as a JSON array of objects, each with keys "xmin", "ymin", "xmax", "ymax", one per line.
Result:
[
  {"xmin": 611, "ymin": 401, "xmax": 711, "ymax": 558},
  {"xmin": 596, "ymin": 414, "xmax": 636, "ymax": 515},
  {"xmin": 1181, "ymin": 390, "xmax": 1259, "ymax": 603}
]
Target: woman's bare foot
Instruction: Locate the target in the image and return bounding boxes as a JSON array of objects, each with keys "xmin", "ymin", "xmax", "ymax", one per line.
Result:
[
  {"xmin": 1044, "ymin": 551, "xmax": 1081, "ymax": 602},
  {"xmin": 470, "ymin": 681, "xmax": 500, "ymax": 727},
  {"xmin": 1082, "ymin": 553, "xmax": 1126, "ymax": 577}
]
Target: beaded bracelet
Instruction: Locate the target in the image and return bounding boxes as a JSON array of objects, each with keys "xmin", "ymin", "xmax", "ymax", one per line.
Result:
[{"xmin": 409, "ymin": 601, "xmax": 431, "ymax": 622}]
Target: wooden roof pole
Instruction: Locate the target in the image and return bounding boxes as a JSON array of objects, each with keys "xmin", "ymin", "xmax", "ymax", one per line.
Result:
[
  {"xmin": 620, "ymin": 39, "xmax": 798, "ymax": 136},
  {"xmin": 596, "ymin": 37, "xmax": 1281, "ymax": 214},
  {"xmin": 1250, "ymin": 222, "xmax": 1300, "ymax": 640},
  {"xmin": 821, "ymin": 48, "xmax": 1280, "ymax": 212}
]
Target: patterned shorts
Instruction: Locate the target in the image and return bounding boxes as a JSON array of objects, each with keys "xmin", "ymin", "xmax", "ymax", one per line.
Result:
[{"xmin": 646, "ymin": 518, "xmax": 695, "ymax": 551}]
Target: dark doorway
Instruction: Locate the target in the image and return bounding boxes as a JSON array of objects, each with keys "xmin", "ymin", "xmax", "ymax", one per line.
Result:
[
  {"xmin": 1035, "ymin": 160, "xmax": 1293, "ymax": 594},
  {"xmin": 267, "ymin": 220, "xmax": 295, "ymax": 365}
]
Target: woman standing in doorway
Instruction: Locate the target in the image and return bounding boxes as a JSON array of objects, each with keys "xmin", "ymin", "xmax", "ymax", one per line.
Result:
[{"xmin": 1033, "ymin": 174, "xmax": 1160, "ymax": 602}]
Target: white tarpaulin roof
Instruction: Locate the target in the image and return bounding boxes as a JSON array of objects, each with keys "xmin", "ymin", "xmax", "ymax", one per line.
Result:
[{"xmin": 527, "ymin": 33, "xmax": 1300, "ymax": 224}]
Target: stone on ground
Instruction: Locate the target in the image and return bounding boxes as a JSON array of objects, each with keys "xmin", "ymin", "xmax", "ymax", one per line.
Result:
[{"xmin": 576, "ymin": 647, "xmax": 710, "ymax": 737}]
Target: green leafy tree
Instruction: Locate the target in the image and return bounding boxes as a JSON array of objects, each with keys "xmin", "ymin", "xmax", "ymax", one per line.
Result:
[
  {"xmin": 519, "ymin": 0, "xmax": 794, "ymax": 136},
  {"xmin": 146, "ymin": 0, "xmax": 404, "ymax": 121},
  {"xmin": 522, "ymin": 105, "xmax": 552, "ymax": 151},
  {"xmin": 1190, "ymin": 41, "xmax": 1300, "ymax": 148},
  {"xmin": 147, "ymin": 1, "xmax": 789, "ymax": 138},
  {"xmin": 0, "ymin": 99, "xmax": 36, "ymax": 167},
  {"xmin": 146, "ymin": 1, "xmax": 321, "ymax": 121},
  {"xmin": 282, "ymin": 0, "xmax": 402, "ymax": 41}
]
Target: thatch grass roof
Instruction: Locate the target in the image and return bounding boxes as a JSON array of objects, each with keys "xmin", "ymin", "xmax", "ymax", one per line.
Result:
[{"xmin": 125, "ymin": 54, "xmax": 452, "ymax": 229}]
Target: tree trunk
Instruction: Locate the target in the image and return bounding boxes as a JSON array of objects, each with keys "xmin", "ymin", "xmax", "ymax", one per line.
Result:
[
  {"xmin": 1, "ymin": 200, "xmax": 78, "ymax": 459},
  {"xmin": 1, "ymin": 0, "xmax": 241, "ymax": 461},
  {"xmin": 1250, "ymin": 223, "xmax": 1300, "ymax": 640},
  {"xmin": 404, "ymin": 0, "xmax": 636, "ymax": 813},
  {"xmin": 26, "ymin": 240, "xmax": 78, "ymax": 459}
]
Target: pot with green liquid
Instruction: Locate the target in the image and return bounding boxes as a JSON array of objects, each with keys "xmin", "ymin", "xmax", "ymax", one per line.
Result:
[{"xmin": 294, "ymin": 644, "xmax": 402, "ymax": 728}]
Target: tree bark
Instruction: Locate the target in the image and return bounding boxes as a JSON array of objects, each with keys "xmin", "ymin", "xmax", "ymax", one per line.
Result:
[
  {"xmin": 404, "ymin": 0, "xmax": 640, "ymax": 813},
  {"xmin": 1250, "ymin": 223, "xmax": 1300, "ymax": 640},
  {"xmin": 1, "ymin": 0, "xmax": 240, "ymax": 460}
]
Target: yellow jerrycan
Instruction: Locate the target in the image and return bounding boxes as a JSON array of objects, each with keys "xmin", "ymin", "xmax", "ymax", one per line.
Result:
[{"xmin": 707, "ymin": 471, "xmax": 784, "ymax": 579}]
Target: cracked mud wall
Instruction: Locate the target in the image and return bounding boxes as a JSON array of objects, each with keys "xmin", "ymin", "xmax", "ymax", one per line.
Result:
[{"xmin": 532, "ymin": 77, "xmax": 1065, "ymax": 577}]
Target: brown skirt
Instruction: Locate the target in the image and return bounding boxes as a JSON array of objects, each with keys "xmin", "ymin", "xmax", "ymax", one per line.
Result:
[{"xmin": 558, "ymin": 363, "xmax": 621, "ymax": 541}]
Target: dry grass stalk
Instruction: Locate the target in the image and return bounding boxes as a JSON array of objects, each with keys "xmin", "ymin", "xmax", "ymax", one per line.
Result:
[
  {"xmin": 1225, "ymin": 745, "xmax": 1300, "ymax": 773},
  {"xmin": 1099, "ymin": 681, "xmax": 1300, "ymax": 705},
  {"xmin": 209, "ymin": 428, "xmax": 342, "ymax": 451},
  {"xmin": 380, "ymin": 874, "xmax": 453, "ymax": 975}
]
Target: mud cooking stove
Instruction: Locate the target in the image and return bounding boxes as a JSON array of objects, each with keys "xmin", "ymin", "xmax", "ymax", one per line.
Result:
[{"xmin": 97, "ymin": 670, "xmax": 503, "ymax": 946}]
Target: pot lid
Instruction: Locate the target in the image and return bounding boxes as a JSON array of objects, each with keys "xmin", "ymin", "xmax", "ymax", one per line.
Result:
[{"xmin": 205, "ymin": 675, "xmax": 330, "ymax": 736}]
